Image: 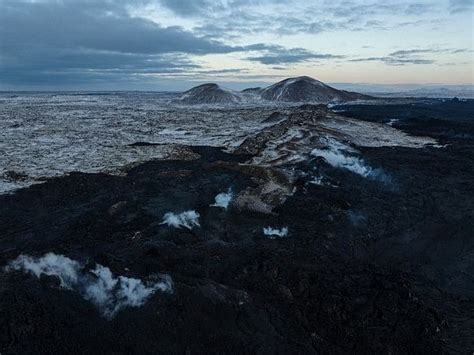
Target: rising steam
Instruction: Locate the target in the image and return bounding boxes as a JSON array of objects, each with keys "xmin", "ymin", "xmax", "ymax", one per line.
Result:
[
  {"xmin": 5, "ymin": 253, "xmax": 173, "ymax": 319},
  {"xmin": 160, "ymin": 210, "xmax": 200, "ymax": 229},
  {"xmin": 311, "ymin": 138, "xmax": 389, "ymax": 181},
  {"xmin": 210, "ymin": 188, "xmax": 233, "ymax": 209}
]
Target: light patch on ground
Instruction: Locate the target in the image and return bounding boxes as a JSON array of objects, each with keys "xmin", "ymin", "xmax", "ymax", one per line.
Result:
[
  {"xmin": 263, "ymin": 226, "xmax": 289, "ymax": 238},
  {"xmin": 320, "ymin": 115, "xmax": 436, "ymax": 148},
  {"xmin": 0, "ymin": 93, "xmax": 277, "ymax": 193},
  {"xmin": 309, "ymin": 174, "xmax": 336, "ymax": 187},
  {"xmin": 241, "ymin": 108, "xmax": 438, "ymax": 169}
]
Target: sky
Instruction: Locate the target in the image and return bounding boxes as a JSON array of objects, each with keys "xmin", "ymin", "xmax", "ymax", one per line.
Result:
[{"xmin": 0, "ymin": 0, "xmax": 473, "ymax": 91}]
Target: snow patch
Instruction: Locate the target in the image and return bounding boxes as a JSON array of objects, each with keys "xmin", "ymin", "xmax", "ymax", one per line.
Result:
[
  {"xmin": 210, "ymin": 188, "xmax": 233, "ymax": 209},
  {"xmin": 263, "ymin": 226, "xmax": 289, "ymax": 238},
  {"xmin": 309, "ymin": 175, "xmax": 324, "ymax": 185},
  {"xmin": 387, "ymin": 118, "xmax": 400, "ymax": 126},
  {"xmin": 308, "ymin": 174, "xmax": 338, "ymax": 187},
  {"xmin": 159, "ymin": 128, "xmax": 189, "ymax": 136},
  {"xmin": 4, "ymin": 253, "xmax": 173, "ymax": 319},
  {"xmin": 160, "ymin": 210, "xmax": 200, "ymax": 229}
]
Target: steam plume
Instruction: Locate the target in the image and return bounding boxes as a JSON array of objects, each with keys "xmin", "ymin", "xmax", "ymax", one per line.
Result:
[{"xmin": 5, "ymin": 253, "xmax": 173, "ymax": 319}]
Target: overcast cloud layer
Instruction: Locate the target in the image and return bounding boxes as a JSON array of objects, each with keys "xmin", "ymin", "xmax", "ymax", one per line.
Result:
[{"xmin": 0, "ymin": 0, "xmax": 472, "ymax": 90}]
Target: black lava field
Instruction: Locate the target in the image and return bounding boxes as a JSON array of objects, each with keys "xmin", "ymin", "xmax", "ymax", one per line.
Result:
[{"xmin": 1, "ymin": 98, "xmax": 473, "ymax": 354}]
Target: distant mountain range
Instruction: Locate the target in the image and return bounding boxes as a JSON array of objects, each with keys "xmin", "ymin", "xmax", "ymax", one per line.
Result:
[
  {"xmin": 177, "ymin": 76, "xmax": 372, "ymax": 105},
  {"xmin": 330, "ymin": 83, "xmax": 474, "ymax": 99}
]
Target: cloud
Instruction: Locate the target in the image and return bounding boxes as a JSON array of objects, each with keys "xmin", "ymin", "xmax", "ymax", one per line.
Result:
[
  {"xmin": 349, "ymin": 57, "xmax": 434, "ymax": 66},
  {"xmin": 0, "ymin": 0, "xmax": 469, "ymax": 88},
  {"xmin": 188, "ymin": 1, "xmax": 441, "ymax": 41},
  {"xmin": 194, "ymin": 13, "xmax": 350, "ymax": 38},
  {"xmin": 449, "ymin": 0, "xmax": 473, "ymax": 13},
  {"xmin": 404, "ymin": 3, "xmax": 432, "ymax": 15},
  {"xmin": 159, "ymin": 0, "xmax": 225, "ymax": 17},
  {"xmin": 348, "ymin": 47, "xmax": 469, "ymax": 66},
  {"xmin": 247, "ymin": 46, "xmax": 343, "ymax": 65},
  {"xmin": 0, "ymin": 2, "xmax": 240, "ymax": 56},
  {"xmin": 389, "ymin": 49, "xmax": 435, "ymax": 56},
  {"xmin": 0, "ymin": 50, "xmax": 200, "ymax": 86},
  {"xmin": 0, "ymin": 0, "xmax": 344, "ymax": 86},
  {"xmin": 386, "ymin": 58, "xmax": 435, "ymax": 65},
  {"xmin": 0, "ymin": 1, "xmax": 273, "ymax": 86}
]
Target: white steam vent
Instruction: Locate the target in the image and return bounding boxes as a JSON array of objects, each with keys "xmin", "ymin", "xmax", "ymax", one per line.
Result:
[
  {"xmin": 160, "ymin": 210, "xmax": 200, "ymax": 229},
  {"xmin": 4, "ymin": 253, "xmax": 173, "ymax": 319},
  {"xmin": 311, "ymin": 138, "xmax": 383, "ymax": 179},
  {"xmin": 311, "ymin": 148, "xmax": 372, "ymax": 177},
  {"xmin": 210, "ymin": 188, "xmax": 233, "ymax": 209},
  {"xmin": 263, "ymin": 226, "xmax": 289, "ymax": 238}
]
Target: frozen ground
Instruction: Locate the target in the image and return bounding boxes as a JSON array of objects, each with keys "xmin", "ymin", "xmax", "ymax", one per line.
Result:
[
  {"xmin": 0, "ymin": 92, "xmax": 280, "ymax": 193},
  {"xmin": 1, "ymin": 93, "xmax": 442, "ymax": 194}
]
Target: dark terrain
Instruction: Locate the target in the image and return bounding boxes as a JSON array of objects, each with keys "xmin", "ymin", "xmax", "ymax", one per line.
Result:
[{"xmin": 1, "ymin": 99, "xmax": 473, "ymax": 354}]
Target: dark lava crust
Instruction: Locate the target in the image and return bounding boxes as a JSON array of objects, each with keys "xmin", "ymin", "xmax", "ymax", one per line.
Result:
[{"xmin": 1, "ymin": 101, "xmax": 474, "ymax": 354}]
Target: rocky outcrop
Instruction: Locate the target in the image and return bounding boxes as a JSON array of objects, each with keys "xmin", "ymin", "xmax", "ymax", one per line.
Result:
[{"xmin": 241, "ymin": 87, "xmax": 262, "ymax": 94}]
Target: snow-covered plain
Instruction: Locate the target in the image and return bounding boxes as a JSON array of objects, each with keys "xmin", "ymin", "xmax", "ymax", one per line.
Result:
[
  {"xmin": 0, "ymin": 92, "xmax": 437, "ymax": 194},
  {"xmin": 0, "ymin": 92, "xmax": 278, "ymax": 193}
]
